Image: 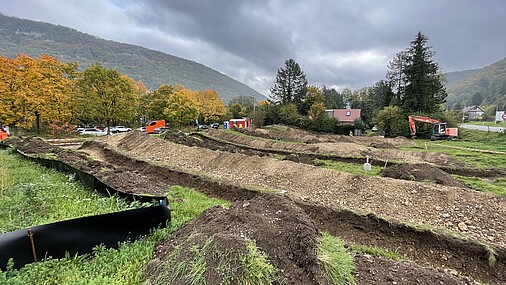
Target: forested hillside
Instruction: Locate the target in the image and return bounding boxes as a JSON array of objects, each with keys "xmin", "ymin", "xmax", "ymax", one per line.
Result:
[
  {"xmin": 0, "ymin": 14, "xmax": 264, "ymax": 103},
  {"xmin": 446, "ymin": 57, "xmax": 506, "ymax": 109},
  {"xmin": 444, "ymin": 69, "xmax": 480, "ymax": 85}
]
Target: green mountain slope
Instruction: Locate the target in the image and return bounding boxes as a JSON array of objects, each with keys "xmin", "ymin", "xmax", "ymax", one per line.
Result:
[
  {"xmin": 0, "ymin": 14, "xmax": 265, "ymax": 104},
  {"xmin": 446, "ymin": 57, "xmax": 506, "ymax": 109},
  {"xmin": 444, "ymin": 69, "xmax": 480, "ymax": 85}
]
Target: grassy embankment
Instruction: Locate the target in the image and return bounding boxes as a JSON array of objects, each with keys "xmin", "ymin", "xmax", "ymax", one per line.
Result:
[
  {"xmin": 406, "ymin": 129, "xmax": 506, "ymax": 195},
  {"xmin": 1, "ymin": 149, "xmax": 358, "ymax": 285}
]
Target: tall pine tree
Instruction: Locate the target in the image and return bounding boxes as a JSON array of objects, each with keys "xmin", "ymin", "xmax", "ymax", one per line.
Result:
[
  {"xmin": 402, "ymin": 32, "xmax": 447, "ymax": 114},
  {"xmin": 270, "ymin": 59, "xmax": 308, "ymax": 113}
]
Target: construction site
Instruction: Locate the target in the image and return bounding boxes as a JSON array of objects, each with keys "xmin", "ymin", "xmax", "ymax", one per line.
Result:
[{"xmin": 1, "ymin": 125, "xmax": 505, "ymax": 284}]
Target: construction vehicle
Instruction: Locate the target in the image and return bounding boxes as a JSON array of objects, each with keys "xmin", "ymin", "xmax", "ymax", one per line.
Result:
[
  {"xmin": 146, "ymin": 120, "xmax": 166, "ymax": 134},
  {"xmin": 0, "ymin": 129, "xmax": 8, "ymax": 141},
  {"xmin": 408, "ymin": 115, "xmax": 458, "ymax": 140}
]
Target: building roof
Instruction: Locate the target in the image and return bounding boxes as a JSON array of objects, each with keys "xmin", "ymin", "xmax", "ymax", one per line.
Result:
[
  {"xmin": 328, "ymin": 109, "xmax": 361, "ymax": 124},
  {"xmin": 462, "ymin": 105, "xmax": 485, "ymax": 113}
]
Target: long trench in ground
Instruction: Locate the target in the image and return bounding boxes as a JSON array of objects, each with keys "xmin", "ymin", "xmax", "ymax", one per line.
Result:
[
  {"xmin": 185, "ymin": 131, "xmax": 505, "ymax": 179},
  {"xmin": 89, "ymin": 142, "xmax": 505, "ymax": 284}
]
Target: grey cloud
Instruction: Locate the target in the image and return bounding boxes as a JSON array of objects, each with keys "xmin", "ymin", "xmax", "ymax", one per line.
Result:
[{"xmin": 1, "ymin": 0, "xmax": 505, "ymax": 95}]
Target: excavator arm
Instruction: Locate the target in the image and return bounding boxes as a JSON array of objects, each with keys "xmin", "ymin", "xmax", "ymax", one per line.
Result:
[
  {"xmin": 408, "ymin": 116, "xmax": 441, "ymax": 136},
  {"xmin": 408, "ymin": 115, "xmax": 458, "ymax": 140}
]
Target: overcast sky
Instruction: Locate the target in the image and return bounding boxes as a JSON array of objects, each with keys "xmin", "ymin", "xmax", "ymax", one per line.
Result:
[{"xmin": 1, "ymin": 0, "xmax": 505, "ymax": 96}]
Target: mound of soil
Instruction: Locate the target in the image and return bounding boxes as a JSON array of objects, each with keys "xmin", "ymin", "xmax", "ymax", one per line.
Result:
[
  {"xmin": 145, "ymin": 194, "xmax": 328, "ymax": 285},
  {"xmin": 381, "ymin": 163, "xmax": 468, "ymax": 187}
]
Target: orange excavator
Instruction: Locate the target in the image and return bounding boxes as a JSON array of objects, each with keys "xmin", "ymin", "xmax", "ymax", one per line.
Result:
[{"xmin": 408, "ymin": 115, "xmax": 458, "ymax": 140}]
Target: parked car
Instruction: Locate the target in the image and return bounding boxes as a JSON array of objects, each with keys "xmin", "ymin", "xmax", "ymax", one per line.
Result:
[
  {"xmin": 210, "ymin": 123, "xmax": 219, "ymax": 129},
  {"xmin": 79, "ymin": 128, "xmax": 107, "ymax": 136},
  {"xmin": 112, "ymin": 126, "xmax": 131, "ymax": 133},
  {"xmin": 137, "ymin": 126, "xmax": 146, "ymax": 132}
]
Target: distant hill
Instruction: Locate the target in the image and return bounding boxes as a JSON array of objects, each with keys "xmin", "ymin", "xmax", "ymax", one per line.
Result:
[
  {"xmin": 0, "ymin": 14, "xmax": 265, "ymax": 104},
  {"xmin": 446, "ymin": 57, "xmax": 506, "ymax": 109},
  {"xmin": 444, "ymin": 69, "xmax": 480, "ymax": 85}
]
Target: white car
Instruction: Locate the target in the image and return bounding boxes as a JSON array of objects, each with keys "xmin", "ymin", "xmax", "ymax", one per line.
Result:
[
  {"xmin": 79, "ymin": 128, "xmax": 107, "ymax": 136},
  {"xmin": 112, "ymin": 126, "xmax": 131, "ymax": 133}
]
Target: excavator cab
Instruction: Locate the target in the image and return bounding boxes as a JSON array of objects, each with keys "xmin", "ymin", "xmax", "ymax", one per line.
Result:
[{"xmin": 431, "ymin": 123, "xmax": 448, "ymax": 140}]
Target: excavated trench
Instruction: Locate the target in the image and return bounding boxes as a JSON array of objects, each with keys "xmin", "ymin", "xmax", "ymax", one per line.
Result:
[
  {"xmin": 3, "ymin": 137, "xmax": 504, "ymax": 284},
  {"xmin": 84, "ymin": 141, "xmax": 505, "ymax": 284},
  {"xmin": 164, "ymin": 131, "xmax": 505, "ymax": 181}
]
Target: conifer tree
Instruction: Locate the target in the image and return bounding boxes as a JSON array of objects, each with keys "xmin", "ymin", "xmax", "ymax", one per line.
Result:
[
  {"xmin": 270, "ymin": 59, "xmax": 308, "ymax": 113},
  {"xmin": 402, "ymin": 32, "xmax": 447, "ymax": 114}
]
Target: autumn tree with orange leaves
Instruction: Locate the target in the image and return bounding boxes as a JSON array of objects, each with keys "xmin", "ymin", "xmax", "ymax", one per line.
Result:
[
  {"xmin": 197, "ymin": 90, "xmax": 226, "ymax": 124},
  {"xmin": 0, "ymin": 54, "xmax": 76, "ymax": 134}
]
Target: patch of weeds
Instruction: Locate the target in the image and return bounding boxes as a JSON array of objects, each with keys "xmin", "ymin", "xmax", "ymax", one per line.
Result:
[
  {"xmin": 484, "ymin": 244, "xmax": 497, "ymax": 267},
  {"xmin": 240, "ymin": 239, "xmax": 279, "ymax": 285},
  {"xmin": 34, "ymin": 152, "xmax": 57, "ymax": 160},
  {"xmin": 270, "ymin": 154, "xmax": 286, "ymax": 160},
  {"xmin": 318, "ymin": 232, "xmax": 356, "ymax": 285},
  {"xmin": 351, "ymin": 244, "xmax": 406, "ymax": 261},
  {"xmin": 452, "ymin": 175, "xmax": 506, "ymax": 196}
]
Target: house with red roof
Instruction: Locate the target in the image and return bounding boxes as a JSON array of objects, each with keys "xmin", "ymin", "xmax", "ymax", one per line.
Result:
[{"xmin": 325, "ymin": 108, "xmax": 362, "ymax": 125}]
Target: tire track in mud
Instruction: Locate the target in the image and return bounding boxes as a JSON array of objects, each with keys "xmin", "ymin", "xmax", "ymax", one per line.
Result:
[{"xmin": 83, "ymin": 141, "xmax": 505, "ymax": 284}]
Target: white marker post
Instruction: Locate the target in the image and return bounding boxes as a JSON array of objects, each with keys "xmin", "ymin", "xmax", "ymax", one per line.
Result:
[{"xmin": 363, "ymin": 156, "xmax": 372, "ymax": 172}]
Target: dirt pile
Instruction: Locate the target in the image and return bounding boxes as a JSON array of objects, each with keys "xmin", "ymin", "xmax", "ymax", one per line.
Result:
[
  {"xmin": 381, "ymin": 163, "xmax": 468, "ymax": 187},
  {"xmin": 235, "ymin": 124, "xmax": 418, "ymax": 148},
  {"xmin": 206, "ymin": 129, "xmax": 468, "ymax": 167},
  {"xmin": 106, "ymin": 132, "xmax": 506, "ymax": 248},
  {"xmin": 145, "ymin": 194, "xmax": 329, "ymax": 285}
]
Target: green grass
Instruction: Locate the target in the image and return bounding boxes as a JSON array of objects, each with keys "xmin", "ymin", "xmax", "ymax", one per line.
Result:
[
  {"xmin": 403, "ymin": 130, "xmax": 506, "ymax": 169},
  {"xmin": 318, "ymin": 232, "xmax": 356, "ymax": 285},
  {"xmin": 240, "ymin": 239, "xmax": 278, "ymax": 285},
  {"xmin": 452, "ymin": 175, "xmax": 506, "ymax": 196},
  {"xmin": 0, "ymin": 149, "xmax": 133, "ymax": 233},
  {"xmin": 316, "ymin": 159, "xmax": 383, "ymax": 176},
  {"xmin": 351, "ymin": 244, "xmax": 406, "ymax": 261},
  {"xmin": 0, "ymin": 149, "xmax": 230, "ymax": 285}
]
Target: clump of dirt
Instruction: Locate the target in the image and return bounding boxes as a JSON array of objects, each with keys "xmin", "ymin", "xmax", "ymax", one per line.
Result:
[
  {"xmin": 145, "ymin": 194, "xmax": 329, "ymax": 285},
  {"xmin": 380, "ymin": 163, "xmax": 468, "ymax": 187}
]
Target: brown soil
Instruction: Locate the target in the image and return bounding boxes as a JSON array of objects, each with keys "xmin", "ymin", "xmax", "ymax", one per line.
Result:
[
  {"xmin": 145, "ymin": 194, "xmax": 328, "ymax": 285},
  {"xmin": 380, "ymin": 163, "xmax": 469, "ymax": 187},
  {"xmin": 205, "ymin": 128, "xmax": 470, "ymax": 169},
  {"xmin": 3, "ymin": 135, "xmax": 505, "ymax": 284},
  {"xmin": 236, "ymin": 124, "xmax": 417, "ymax": 148},
  {"xmin": 108, "ymin": 132, "xmax": 506, "ymax": 246}
]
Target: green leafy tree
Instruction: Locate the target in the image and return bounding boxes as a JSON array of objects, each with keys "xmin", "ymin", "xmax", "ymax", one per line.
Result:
[
  {"xmin": 74, "ymin": 63, "xmax": 138, "ymax": 130},
  {"xmin": 402, "ymin": 32, "xmax": 447, "ymax": 114},
  {"xmin": 140, "ymin": 84, "xmax": 174, "ymax": 122},
  {"xmin": 373, "ymin": 106, "xmax": 409, "ymax": 137},
  {"xmin": 270, "ymin": 59, "xmax": 308, "ymax": 112},
  {"xmin": 164, "ymin": 89, "xmax": 199, "ymax": 128}
]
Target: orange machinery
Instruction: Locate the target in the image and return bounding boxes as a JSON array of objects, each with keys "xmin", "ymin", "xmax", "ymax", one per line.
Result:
[{"xmin": 408, "ymin": 115, "xmax": 458, "ymax": 140}]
